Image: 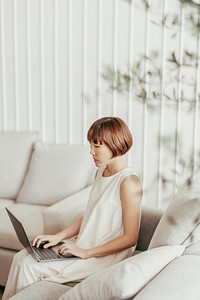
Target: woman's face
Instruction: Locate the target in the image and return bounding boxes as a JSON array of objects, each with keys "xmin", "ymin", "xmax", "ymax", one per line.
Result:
[{"xmin": 90, "ymin": 141, "xmax": 113, "ymax": 167}]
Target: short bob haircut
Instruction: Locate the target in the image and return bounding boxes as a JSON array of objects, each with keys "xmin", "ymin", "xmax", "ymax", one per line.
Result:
[{"xmin": 87, "ymin": 117, "xmax": 133, "ymax": 157}]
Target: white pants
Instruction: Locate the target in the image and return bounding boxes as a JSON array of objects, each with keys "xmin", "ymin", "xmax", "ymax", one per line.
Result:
[{"xmin": 2, "ymin": 248, "xmax": 125, "ymax": 300}]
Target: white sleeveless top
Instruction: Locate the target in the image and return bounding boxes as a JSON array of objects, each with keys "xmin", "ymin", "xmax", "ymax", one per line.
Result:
[{"xmin": 77, "ymin": 166, "xmax": 140, "ymax": 250}]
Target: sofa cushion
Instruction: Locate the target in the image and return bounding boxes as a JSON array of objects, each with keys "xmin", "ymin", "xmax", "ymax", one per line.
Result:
[
  {"xmin": 0, "ymin": 132, "xmax": 38, "ymax": 199},
  {"xmin": 149, "ymin": 176, "xmax": 200, "ymax": 249},
  {"xmin": 17, "ymin": 143, "xmax": 94, "ymax": 206},
  {"xmin": 134, "ymin": 255, "xmax": 200, "ymax": 300},
  {"xmin": 0, "ymin": 199, "xmax": 15, "ymax": 210},
  {"xmin": 183, "ymin": 240, "xmax": 200, "ymax": 256},
  {"xmin": 0, "ymin": 204, "xmax": 46, "ymax": 250},
  {"xmin": 59, "ymin": 245, "xmax": 185, "ymax": 300}
]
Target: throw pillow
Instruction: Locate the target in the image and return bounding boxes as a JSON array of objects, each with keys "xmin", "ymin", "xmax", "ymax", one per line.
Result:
[
  {"xmin": 0, "ymin": 132, "xmax": 38, "ymax": 199},
  {"xmin": 17, "ymin": 143, "xmax": 94, "ymax": 206},
  {"xmin": 59, "ymin": 245, "xmax": 185, "ymax": 300},
  {"xmin": 149, "ymin": 176, "xmax": 200, "ymax": 249}
]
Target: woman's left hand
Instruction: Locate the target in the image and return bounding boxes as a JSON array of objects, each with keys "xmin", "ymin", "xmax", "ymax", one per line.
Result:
[{"xmin": 58, "ymin": 241, "xmax": 90, "ymax": 259}]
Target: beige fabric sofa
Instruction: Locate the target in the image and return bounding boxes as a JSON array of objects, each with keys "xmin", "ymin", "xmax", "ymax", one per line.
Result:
[
  {"xmin": 1, "ymin": 132, "xmax": 200, "ymax": 299},
  {"xmin": 0, "ymin": 132, "xmax": 94, "ymax": 286},
  {"xmin": 9, "ymin": 206, "xmax": 200, "ymax": 300}
]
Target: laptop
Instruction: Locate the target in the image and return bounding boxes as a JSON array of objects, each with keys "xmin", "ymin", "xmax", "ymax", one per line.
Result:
[{"xmin": 5, "ymin": 207, "xmax": 76, "ymax": 262}]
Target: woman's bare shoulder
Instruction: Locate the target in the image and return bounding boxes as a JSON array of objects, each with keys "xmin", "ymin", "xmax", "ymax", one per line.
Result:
[{"xmin": 120, "ymin": 175, "xmax": 143, "ymax": 198}]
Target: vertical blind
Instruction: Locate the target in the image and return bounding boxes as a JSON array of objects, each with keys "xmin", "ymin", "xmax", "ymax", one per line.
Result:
[{"xmin": 0, "ymin": 0, "xmax": 199, "ymax": 207}]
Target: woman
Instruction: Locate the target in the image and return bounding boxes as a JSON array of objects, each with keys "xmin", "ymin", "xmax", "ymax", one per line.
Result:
[{"xmin": 3, "ymin": 116, "xmax": 142, "ymax": 299}]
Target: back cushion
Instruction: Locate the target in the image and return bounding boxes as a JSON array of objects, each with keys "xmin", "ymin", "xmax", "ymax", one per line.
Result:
[
  {"xmin": 0, "ymin": 132, "xmax": 38, "ymax": 199},
  {"xmin": 148, "ymin": 176, "xmax": 200, "ymax": 250},
  {"xmin": 17, "ymin": 143, "xmax": 95, "ymax": 206}
]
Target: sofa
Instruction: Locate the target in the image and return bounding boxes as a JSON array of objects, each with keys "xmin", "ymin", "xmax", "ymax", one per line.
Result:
[
  {"xmin": 1, "ymin": 132, "xmax": 200, "ymax": 299},
  {"xmin": 0, "ymin": 132, "xmax": 95, "ymax": 287},
  {"xmin": 9, "ymin": 205, "xmax": 200, "ymax": 300}
]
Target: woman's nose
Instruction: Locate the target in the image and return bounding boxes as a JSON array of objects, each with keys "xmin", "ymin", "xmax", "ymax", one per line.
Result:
[{"xmin": 90, "ymin": 146, "xmax": 95, "ymax": 155}]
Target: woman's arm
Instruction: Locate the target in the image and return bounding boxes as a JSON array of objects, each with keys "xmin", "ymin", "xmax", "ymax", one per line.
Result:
[
  {"xmin": 33, "ymin": 217, "xmax": 83, "ymax": 248},
  {"xmin": 58, "ymin": 175, "xmax": 142, "ymax": 258}
]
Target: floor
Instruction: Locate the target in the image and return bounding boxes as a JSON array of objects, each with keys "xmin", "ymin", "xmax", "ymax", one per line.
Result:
[{"xmin": 0, "ymin": 286, "xmax": 4, "ymax": 299}]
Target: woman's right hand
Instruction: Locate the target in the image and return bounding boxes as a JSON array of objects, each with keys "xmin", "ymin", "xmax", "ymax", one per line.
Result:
[{"xmin": 32, "ymin": 234, "xmax": 62, "ymax": 249}]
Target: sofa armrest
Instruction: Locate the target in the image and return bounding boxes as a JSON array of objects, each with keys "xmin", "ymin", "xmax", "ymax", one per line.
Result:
[
  {"xmin": 43, "ymin": 185, "xmax": 92, "ymax": 234},
  {"xmin": 10, "ymin": 281, "xmax": 71, "ymax": 300},
  {"xmin": 136, "ymin": 206, "xmax": 163, "ymax": 251}
]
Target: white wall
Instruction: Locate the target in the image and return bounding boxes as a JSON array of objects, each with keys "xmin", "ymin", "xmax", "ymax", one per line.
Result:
[{"xmin": 0, "ymin": 0, "xmax": 200, "ymax": 207}]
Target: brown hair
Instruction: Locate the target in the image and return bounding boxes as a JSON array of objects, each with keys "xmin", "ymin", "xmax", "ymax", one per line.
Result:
[{"xmin": 87, "ymin": 117, "xmax": 133, "ymax": 156}]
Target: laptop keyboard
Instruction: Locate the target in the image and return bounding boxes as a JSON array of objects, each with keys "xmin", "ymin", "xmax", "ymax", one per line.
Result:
[{"xmin": 33, "ymin": 246, "xmax": 62, "ymax": 260}]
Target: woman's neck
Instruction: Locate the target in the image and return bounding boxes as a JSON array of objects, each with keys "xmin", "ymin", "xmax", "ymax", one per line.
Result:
[{"xmin": 104, "ymin": 156, "xmax": 127, "ymax": 177}]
